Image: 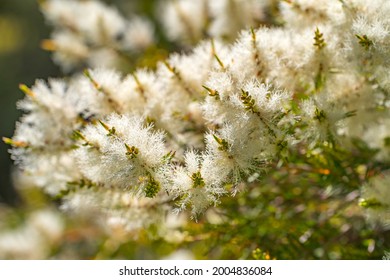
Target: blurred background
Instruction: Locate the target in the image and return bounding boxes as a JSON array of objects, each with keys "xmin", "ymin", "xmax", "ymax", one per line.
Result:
[{"xmin": 0, "ymin": 0, "xmax": 61, "ymax": 205}]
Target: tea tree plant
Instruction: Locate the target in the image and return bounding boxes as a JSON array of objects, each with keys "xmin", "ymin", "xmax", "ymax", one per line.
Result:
[{"xmin": 1, "ymin": 0, "xmax": 389, "ymax": 259}]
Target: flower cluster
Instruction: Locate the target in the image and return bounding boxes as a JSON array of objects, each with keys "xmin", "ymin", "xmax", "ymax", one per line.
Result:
[
  {"xmin": 159, "ymin": 0, "xmax": 277, "ymax": 45},
  {"xmin": 41, "ymin": 0, "xmax": 154, "ymax": 71},
  {"xmin": 5, "ymin": 0, "xmax": 390, "ymax": 242}
]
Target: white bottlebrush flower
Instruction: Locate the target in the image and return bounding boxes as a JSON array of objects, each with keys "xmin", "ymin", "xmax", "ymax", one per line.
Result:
[
  {"xmin": 162, "ymin": 150, "xmax": 225, "ymax": 216},
  {"xmin": 43, "ymin": 0, "xmax": 126, "ymax": 45},
  {"xmin": 8, "ymin": 79, "xmax": 85, "ymax": 194},
  {"xmin": 208, "ymin": 0, "xmax": 267, "ymax": 40},
  {"xmin": 163, "ymin": 40, "xmax": 228, "ymax": 96},
  {"xmin": 299, "ymin": 97, "xmax": 346, "ymax": 143},
  {"xmin": 350, "ymin": 0, "xmax": 390, "ymax": 53},
  {"xmin": 12, "ymin": 153, "xmax": 81, "ymax": 196},
  {"xmin": 44, "ymin": 31, "xmax": 89, "ymax": 72},
  {"xmin": 74, "ymin": 113, "xmax": 167, "ymax": 196},
  {"xmin": 160, "ymin": 0, "xmax": 272, "ymax": 44},
  {"xmin": 81, "ymin": 68, "xmax": 124, "ymax": 113},
  {"xmin": 241, "ymin": 80, "xmax": 290, "ymax": 118},
  {"xmin": 204, "ymin": 67, "xmax": 293, "ymax": 161},
  {"xmin": 348, "ymin": 0, "xmax": 390, "ymax": 99},
  {"xmin": 150, "ymin": 40, "xmax": 229, "ymax": 151},
  {"xmin": 280, "ymin": 0, "xmax": 345, "ymax": 29},
  {"xmin": 159, "ymin": 0, "xmax": 208, "ymax": 45},
  {"xmin": 15, "ymin": 79, "xmax": 79, "ymax": 148},
  {"xmin": 41, "ymin": 0, "xmax": 155, "ymax": 70},
  {"xmin": 115, "ymin": 69, "xmax": 158, "ymax": 115},
  {"xmin": 229, "ymin": 26, "xmax": 347, "ymax": 94},
  {"xmin": 68, "ymin": 68, "xmax": 127, "ymax": 117},
  {"xmin": 123, "ymin": 17, "xmax": 155, "ymax": 51},
  {"xmin": 202, "ymin": 121, "xmax": 272, "ymax": 188}
]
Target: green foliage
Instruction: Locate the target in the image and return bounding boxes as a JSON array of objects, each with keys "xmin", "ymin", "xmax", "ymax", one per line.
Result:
[
  {"xmin": 314, "ymin": 28, "xmax": 326, "ymax": 50},
  {"xmin": 191, "ymin": 172, "xmax": 206, "ymax": 188},
  {"xmin": 144, "ymin": 177, "xmax": 160, "ymax": 198},
  {"xmin": 356, "ymin": 34, "xmax": 373, "ymax": 50}
]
